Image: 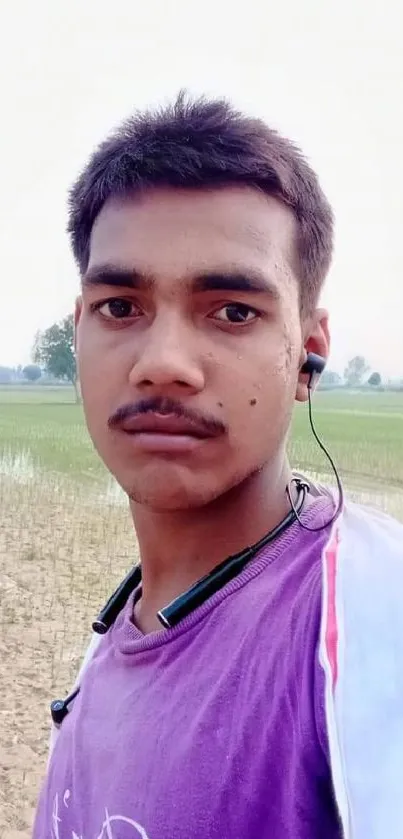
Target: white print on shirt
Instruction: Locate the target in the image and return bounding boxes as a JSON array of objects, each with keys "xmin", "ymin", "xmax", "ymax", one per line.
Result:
[{"xmin": 52, "ymin": 791, "xmax": 151, "ymax": 839}]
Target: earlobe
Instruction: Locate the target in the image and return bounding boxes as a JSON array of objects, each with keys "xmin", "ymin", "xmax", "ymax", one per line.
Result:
[{"xmin": 295, "ymin": 309, "xmax": 330, "ymax": 403}]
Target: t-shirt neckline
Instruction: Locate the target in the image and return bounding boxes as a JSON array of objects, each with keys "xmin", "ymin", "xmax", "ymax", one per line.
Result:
[{"xmin": 111, "ymin": 493, "xmax": 334, "ymax": 656}]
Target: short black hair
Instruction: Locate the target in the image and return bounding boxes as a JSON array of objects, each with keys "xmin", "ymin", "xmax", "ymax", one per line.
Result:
[{"xmin": 68, "ymin": 91, "xmax": 333, "ymax": 313}]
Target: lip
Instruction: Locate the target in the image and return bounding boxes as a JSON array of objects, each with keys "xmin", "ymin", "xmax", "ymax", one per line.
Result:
[
  {"xmin": 118, "ymin": 412, "xmax": 218, "ymax": 439},
  {"xmin": 115, "ymin": 412, "xmax": 221, "ymax": 454},
  {"xmin": 123, "ymin": 432, "xmax": 211, "ymax": 454}
]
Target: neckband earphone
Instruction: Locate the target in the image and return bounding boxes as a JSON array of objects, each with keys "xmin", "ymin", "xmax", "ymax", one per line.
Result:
[
  {"xmin": 92, "ymin": 475, "xmax": 308, "ymax": 636},
  {"xmin": 51, "ymin": 481, "xmax": 308, "ymax": 726},
  {"xmin": 51, "ymin": 351, "xmax": 344, "ymax": 726}
]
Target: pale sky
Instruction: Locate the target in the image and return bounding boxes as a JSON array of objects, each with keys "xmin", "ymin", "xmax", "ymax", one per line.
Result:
[{"xmin": 0, "ymin": 0, "xmax": 402, "ymax": 378}]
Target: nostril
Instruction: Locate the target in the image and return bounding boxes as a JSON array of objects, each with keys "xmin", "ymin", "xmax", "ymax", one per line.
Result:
[{"xmin": 140, "ymin": 379, "xmax": 189, "ymax": 388}]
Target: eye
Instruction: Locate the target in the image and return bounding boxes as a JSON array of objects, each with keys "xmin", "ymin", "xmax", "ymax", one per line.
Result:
[
  {"xmin": 212, "ymin": 303, "xmax": 259, "ymax": 324},
  {"xmin": 95, "ymin": 299, "xmax": 141, "ymax": 320}
]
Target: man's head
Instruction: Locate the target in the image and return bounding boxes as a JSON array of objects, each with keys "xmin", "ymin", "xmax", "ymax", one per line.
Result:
[{"xmin": 71, "ymin": 93, "xmax": 332, "ymax": 510}]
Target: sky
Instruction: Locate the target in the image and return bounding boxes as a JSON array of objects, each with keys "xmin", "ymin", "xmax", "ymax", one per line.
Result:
[{"xmin": 0, "ymin": 0, "xmax": 402, "ymax": 379}]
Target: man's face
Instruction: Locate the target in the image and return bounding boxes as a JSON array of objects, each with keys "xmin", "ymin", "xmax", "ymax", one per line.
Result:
[{"xmin": 75, "ymin": 186, "xmax": 328, "ymax": 510}]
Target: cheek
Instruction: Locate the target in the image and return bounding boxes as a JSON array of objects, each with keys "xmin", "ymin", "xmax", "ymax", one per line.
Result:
[
  {"xmin": 220, "ymin": 353, "xmax": 296, "ymax": 439},
  {"xmin": 77, "ymin": 339, "xmax": 124, "ymax": 428},
  {"xmin": 77, "ymin": 322, "xmax": 124, "ymax": 388}
]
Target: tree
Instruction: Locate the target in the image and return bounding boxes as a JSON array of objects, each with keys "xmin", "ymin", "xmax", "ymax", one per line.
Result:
[
  {"xmin": 23, "ymin": 364, "xmax": 42, "ymax": 382},
  {"xmin": 318, "ymin": 370, "xmax": 341, "ymax": 388},
  {"xmin": 0, "ymin": 366, "xmax": 13, "ymax": 384},
  {"xmin": 344, "ymin": 355, "xmax": 370, "ymax": 388},
  {"xmin": 33, "ymin": 314, "xmax": 80, "ymax": 402},
  {"xmin": 368, "ymin": 371, "xmax": 381, "ymax": 387}
]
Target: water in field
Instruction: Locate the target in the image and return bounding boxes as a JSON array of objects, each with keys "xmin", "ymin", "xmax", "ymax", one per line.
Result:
[{"xmin": 0, "ymin": 448, "xmax": 36, "ymax": 483}]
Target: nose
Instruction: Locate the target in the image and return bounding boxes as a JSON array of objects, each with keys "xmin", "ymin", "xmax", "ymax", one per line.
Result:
[{"xmin": 128, "ymin": 316, "xmax": 205, "ymax": 395}]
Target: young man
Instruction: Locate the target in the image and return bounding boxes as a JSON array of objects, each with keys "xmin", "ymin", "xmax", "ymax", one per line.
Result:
[{"xmin": 33, "ymin": 94, "xmax": 403, "ymax": 838}]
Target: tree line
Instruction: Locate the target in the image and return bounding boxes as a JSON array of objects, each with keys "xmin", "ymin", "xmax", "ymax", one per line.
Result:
[{"xmin": 321, "ymin": 356, "xmax": 389, "ymax": 389}]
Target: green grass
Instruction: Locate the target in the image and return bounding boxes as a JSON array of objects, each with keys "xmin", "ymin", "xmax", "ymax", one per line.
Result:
[
  {"xmin": 0, "ymin": 386, "xmax": 105, "ymax": 482},
  {"xmin": 0, "ymin": 384, "xmax": 77, "ymax": 403},
  {"xmin": 1, "ymin": 385, "xmax": 403, "ymax": 488},
  {"xmin": 291, "ymin": 391, "xmax": 403, "ymax": 488}
]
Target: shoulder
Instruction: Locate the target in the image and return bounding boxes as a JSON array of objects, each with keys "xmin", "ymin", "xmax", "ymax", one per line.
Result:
[
  {"xmin": 340, "ymin": 497, "xmax": 403, "ymax": 543},
  {"xmin": 319, "ymin": 498, "xmax": 403, "ymax": 669},
  {"xmin": 335, "ymin": 499, "xmax": 403, "ymax": 588},
  {"xmin": 327, "ymin": 500, "xmax": 403, "ymax": 680},
  {"xmin": 318, "ymin": 499, "xmax": 403, "ymax": 693},
  {"xmin": 318, "ymin": 498, "xmax": 403, "ymax": 754}
]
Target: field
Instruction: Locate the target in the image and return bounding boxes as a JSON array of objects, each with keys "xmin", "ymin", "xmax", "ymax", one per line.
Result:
[{"xmin": 1, "ymin": 385, "xmax": 403, "ymax": 837}]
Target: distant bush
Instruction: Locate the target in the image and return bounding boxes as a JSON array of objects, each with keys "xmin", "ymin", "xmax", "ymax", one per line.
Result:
[{"xmin": 23, "ymin": 364, "xmax": 42, "ymax": 382}]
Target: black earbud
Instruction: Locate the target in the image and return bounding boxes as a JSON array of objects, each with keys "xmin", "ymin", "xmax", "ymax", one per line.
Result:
[
  {"xmin": 50, "ymin": 686, "xmax": 80, "ymax": 725},
  {"xmin": 301, "ymin": 352, "xmax": 326, "ymax": 388}
]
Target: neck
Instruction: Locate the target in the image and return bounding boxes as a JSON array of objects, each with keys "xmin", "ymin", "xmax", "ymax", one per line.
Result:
[{"xmin": 130, "ymin": 457, "xmax": 293, "ymax": 632}]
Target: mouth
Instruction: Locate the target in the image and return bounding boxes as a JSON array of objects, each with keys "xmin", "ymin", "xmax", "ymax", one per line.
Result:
[{"xmin": 116, "ymin": 412, "xmax": 222, "ymax": 454}]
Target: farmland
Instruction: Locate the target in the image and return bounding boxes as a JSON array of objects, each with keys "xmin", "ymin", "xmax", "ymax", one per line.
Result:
[{"xmin": 1, "ymin": 385, "xmax": 403, "ymax": 837}]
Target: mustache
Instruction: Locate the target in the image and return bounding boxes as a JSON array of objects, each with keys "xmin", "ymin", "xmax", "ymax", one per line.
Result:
[{"xmin": 108, "ymin": 397, "xmax": 227, "ymax": 436}]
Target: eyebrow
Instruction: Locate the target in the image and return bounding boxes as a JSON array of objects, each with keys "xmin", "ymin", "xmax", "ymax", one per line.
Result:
[
  {"xmin": 82, "ymin": 264, "xmax": 280, "ymax": 299},
  {"xmin": 82, "ymin": 266, "xmax": 153, "ymax": 290},
  {"xmin": 193, "ymin": 271, "xmax": 279, "ymax": 298}
]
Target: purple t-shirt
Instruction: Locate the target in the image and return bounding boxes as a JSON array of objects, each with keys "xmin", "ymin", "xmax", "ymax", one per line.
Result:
[{"xmin": 33, "ymin": 498, "xmax": 342, "ymax": 838}]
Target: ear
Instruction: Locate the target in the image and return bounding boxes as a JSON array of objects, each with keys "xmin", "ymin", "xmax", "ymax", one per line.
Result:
[
  {"xmin": 74, "ymin": 296, "xmax": 82, "ymax": 354},
  {"xmin": 295, "ymin": 309, "xmax": 330, "ymax": 403}
]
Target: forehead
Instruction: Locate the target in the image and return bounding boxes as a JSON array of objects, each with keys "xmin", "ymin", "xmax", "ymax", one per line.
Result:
[{"xmin": 88, "ymin": 185, "xmax": 297, "ymax": 290}]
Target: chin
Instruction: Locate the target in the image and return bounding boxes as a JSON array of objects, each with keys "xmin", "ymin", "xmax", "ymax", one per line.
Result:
[
  {"xmin": 116, "ymin": 462, "xmax": 233, "ymax": 512},
  {"xmin": 127, "ymin": 482, "xmax": 218, "ymax": 511}
]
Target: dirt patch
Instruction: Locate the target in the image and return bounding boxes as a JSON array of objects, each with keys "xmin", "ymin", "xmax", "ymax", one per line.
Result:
[{"xmin": 0, "ymin": 475, "xmax": 136, "ymax": 838}]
